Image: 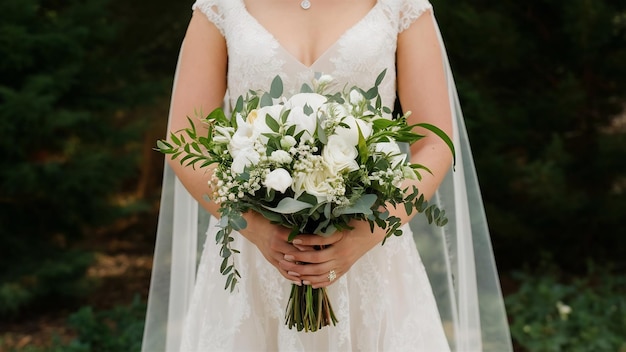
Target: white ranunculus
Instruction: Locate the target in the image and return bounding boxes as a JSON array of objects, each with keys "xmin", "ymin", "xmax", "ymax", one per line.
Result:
[
  {"xmin": 269, "ymin": 149, "xmax": 292, "ymax": 164},
  {"xmin": 285, "ymin": 93, "xmax": 327, "ymax": 112},
  {"xmin": 333, "ymin": 115, "xmax": 373, "ymax": 146},
  {"xmin": 374, "ymin": 141, "xmax": 406, "ymax": 168},
  {"xmin": 264, "ymin": 168, "xmax": 293, "ymax": 193},
  {"xmin": 286, "ymin": 106, "xmax": 317, "ymax": 139},
  {"xmin": 230, "ymin": 149, "xmax": 260, "ymax": 176},
  {"xmin": 349, "ymin": 89, "xmax": 365, "ymax": 105},
  {"xmin": 292, "ymin": 163, "xmax": 335, "ymax": 202},
  {"xmin": 323, "ymin": 135, "xmax": 359, "ymax": 174}
]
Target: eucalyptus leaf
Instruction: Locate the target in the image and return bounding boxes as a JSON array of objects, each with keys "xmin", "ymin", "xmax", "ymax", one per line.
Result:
[
  {"xmin": 262, "ymin": 197, "xmax": 313, "ymax": 214},
  {"xmin": 270, "ymin": 75, "xmax": 284, "ymax": 98}
]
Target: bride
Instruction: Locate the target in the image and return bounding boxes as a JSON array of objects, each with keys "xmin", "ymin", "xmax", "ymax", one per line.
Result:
[{"xmin": 142, "ymin": 0, "xmax": 512, "ymax": 351}]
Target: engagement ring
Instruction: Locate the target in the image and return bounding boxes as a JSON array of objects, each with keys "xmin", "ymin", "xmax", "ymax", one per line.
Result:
[{"xmin": 328, "ymin": 269, "xmax": 337, "ymax": 282}]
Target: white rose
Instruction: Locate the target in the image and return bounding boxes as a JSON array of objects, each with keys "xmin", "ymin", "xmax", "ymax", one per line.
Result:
[
  {"xmin": 285, "ymin": 93, "xmax": 327, "ymax": 112},
  {"xmin": 292, "ymin": 163, "xmax": 335, "ymax": 202},
  {"xmin": 323, "ymin": 135, "xmax": 359, "ymax": 174},
  {"xmin": 264, "ymin": 168, "xmax": 293, "ymax": 193},
  {"xmin": 230, "ymin": 149, "xmax": 260, "ymax": 176},
  {"xmin": 269, "ymin": 149, "xmax": 292, "ymax": 164},
  {"xmin": 333, "ymin": 115, "xmax": 373, "ymax": 146},
  {"xmin": 286, "ymin": 106, "xmax": 317, "ymax": 139},
  {"xmin": 374, "ymin": 141, "xmax": 406, "ymax": 168}
]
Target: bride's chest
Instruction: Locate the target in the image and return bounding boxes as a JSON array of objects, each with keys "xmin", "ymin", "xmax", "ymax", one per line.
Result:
[{"xmin": 222, "ymin": 4, "xmax": 397, "ymax": 87}]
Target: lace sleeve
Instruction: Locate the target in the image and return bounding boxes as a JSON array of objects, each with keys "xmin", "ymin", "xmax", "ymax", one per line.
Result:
[
  {"xmin": 398, "ymin": 0, "xmax": 433, "ymax": 33},
  {"xmin": 191, "ymin": 0, "xmax": 225, "ymax": 35}
]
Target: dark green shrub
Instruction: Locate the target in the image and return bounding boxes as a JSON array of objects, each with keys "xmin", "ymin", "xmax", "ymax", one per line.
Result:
[
  {"xmin": 432, "ymin": 0, "xmax": 626, "ymax": 271},
  {"xmin": 506, "ymin": 265, "xmax": 626, "ymax": 351},
  {"xmin": 0, "ymin": 0, "xmax": 161, "ymax": 316}
]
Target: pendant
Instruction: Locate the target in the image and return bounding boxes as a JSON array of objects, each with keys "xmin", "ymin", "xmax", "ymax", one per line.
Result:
[{"xmin": 300, "ymin": 0, "xmax": 311, "ymax": 10}]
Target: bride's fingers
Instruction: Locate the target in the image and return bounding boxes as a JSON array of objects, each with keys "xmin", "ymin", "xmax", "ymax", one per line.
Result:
[{"xmin": 292, "ymin": 232, "xmax": 343, "ymax": 247}]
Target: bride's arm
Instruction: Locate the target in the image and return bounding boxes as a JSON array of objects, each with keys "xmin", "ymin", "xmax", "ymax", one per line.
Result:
[
  {"xmin": 168, "ymin": 10, "xmax": 302, "ymax": 285},
  {"xmin": 279, "ymin": 11, "xmax": 453, "ymax": 288}
]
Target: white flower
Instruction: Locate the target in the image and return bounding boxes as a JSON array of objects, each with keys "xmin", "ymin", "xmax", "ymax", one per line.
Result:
[
  {"xmin": 323, "ymin": 135, "xmax": 359, "ymax": 174},
  {"xmin": 374, "ymin": 141, "xmax": 406, "ymax": 168},
  {"xmin": 292, "ymin": 159, "xmax": 335, "ymax": 202},
  {"xmin": 229, "ymin": 120, "xmax": 257, "ymax": 159},
  {"xmin": 264, "ymin": 168, "xmax": 293, "ymax": 193},
  {"xmin": 286, "ymin": 106, "xmax": 317, "ymax": 139},
  {"xmin": 349, "ymin": 89, "xmax": 365, "ymax": 105},
  {"xmin": 230, "ymin": 149, "xmax": 260, "ymax": 176},
  {"xmin": 280, "ymin": 135, "xmax": 297, "ymax": 149},
  {"xmin": 556, "ymin": 301, "xmax": 572, "ymax": 321},
  {"xmin": 269, "ymin": 150, "xmax": 292, "ymax": 164},
  {"xmin": 250, "ymin": 105, "xmax": 282, "ymax": 141},
  {"xmin": 317, "ymin": 74, "xmax": 333, "ymax": 85},
  {"xmin": 333, "ymin": 115, "xmax": 373, "ymax": 146},
  {"xmin": 285, "ymin": 93, "xmax": 327, "ymax": 112}
]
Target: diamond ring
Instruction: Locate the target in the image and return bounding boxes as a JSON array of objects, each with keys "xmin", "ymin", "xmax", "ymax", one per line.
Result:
[{"xmin": 328, "ymin": 269, "xmax": 337, "ymax": 282}]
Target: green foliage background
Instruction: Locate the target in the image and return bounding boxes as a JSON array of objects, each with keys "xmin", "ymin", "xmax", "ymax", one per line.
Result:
[{"xmin": 0, "ymin": 0, "xmax": 624, "ymax": 350}]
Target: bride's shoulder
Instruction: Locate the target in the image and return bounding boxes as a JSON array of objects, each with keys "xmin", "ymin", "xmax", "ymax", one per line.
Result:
[
  {"xmin": 381, "ymin": 0, "xmax": 432, "ymax": 12},
  {"xmin": 192, "ymin": 0, "xmax": 237, "ymax": 15}
]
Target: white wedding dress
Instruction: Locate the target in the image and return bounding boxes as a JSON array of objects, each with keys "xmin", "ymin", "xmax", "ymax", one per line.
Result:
[
  {"xmin": 178, "ymin": 0, "xmax": 451, "ymax": 351},
  {"xmin": 142, "ymin": 0, "xmax": 514, "ymax": 351}
]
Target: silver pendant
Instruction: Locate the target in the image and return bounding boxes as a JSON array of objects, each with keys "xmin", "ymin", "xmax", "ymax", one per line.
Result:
[{"xmin": 300, "ymin": 0, "xmax": 311, "ymax": 10}]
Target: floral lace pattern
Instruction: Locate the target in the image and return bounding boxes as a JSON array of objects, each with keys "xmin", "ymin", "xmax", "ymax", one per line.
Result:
[{"xmin": 182, "ymin": 0, "xmax": 449, "ymax": 350}]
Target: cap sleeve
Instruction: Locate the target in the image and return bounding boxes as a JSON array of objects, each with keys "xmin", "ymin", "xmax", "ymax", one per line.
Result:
[
  {"xmin": 398, "ymin": 0, "xmax": 433, "ymax": 33},
  {"xmin": 192, "ymin": 0, "xmax": 225, "ymax": 35}
]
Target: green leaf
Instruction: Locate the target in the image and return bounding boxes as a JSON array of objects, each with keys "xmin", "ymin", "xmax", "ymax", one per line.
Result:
[
  {"xmin": 375, "ymin": 69, "xmax": 387, "ymax": 87},
  {"xmin": 270, "ymin": 75, "xmax": 284, "ymax": 98},
  {"xmin": 301, "ymin": 83, "xmax": 313, "ymax": 93},
  {"xmin": 415, "ymin": 122, "xmax": 456, "ymax": 166},
  {"xmin": 265, "ymin": 113, "xmax": 280, "ymax": 133},
  {"xmin": 262, "ymin": 197, "xmax": 313, "ymax": 214},
  {"xmin": 333, "ymin": 194, "xmax": 377, "ymax": 216},
  {"xmin": 229, "ymin": 215, "xmax": 247, "ymax": 231},
  {"xmin": 260, "ymin": 92, "xmax": 273, "ymax": 107},
  {"xmin": 235, "ymin": 96, "xmax": 244, "ymax": 112}
]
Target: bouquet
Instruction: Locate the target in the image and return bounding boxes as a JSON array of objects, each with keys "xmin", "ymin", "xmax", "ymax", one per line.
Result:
[{"xmin": 156, "ymin": 70, "xmax": 454, "ymax": 332}]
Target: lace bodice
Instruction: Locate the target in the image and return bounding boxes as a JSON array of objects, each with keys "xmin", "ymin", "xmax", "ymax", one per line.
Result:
[{"xmin": 192, "ymin": 0, "xmax": 432, "ymax": 110}]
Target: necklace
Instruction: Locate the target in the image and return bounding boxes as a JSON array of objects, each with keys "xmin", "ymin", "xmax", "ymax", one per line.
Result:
[{"xmin": 300, "ymin": 0, "xmax": 311, "ymax": 10}]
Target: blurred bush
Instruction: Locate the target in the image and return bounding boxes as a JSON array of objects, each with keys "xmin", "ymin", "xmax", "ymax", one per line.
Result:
[
  {"xmin": 432, "ymin": 0, "xmax": 626, "ymax": 271},
  {"xmin": 506, "ymin": 264, "xmax": 626, "ymax": 351},
  {"xmin": 0, "ymin": 0, "xmax": 183, "ymax": 316}
]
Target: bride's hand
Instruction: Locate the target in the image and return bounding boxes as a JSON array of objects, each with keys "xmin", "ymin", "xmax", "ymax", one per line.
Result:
[
  {"xmin": 278, "ymin": 221, "xmax": 386, "ymax": 288},
  {"xmin": 239, "ymin": 211, "xmax": 303, "ymax": 285}
]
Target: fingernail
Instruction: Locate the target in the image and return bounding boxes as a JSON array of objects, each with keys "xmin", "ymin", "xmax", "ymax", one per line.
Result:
[
  {"xmin": 284, "ymin": 254, "xmax": 295, "ymax": 261},
  {"xmin": 292, "ymin": 280, "xmax": 302, "ymax": 286},
  {"xmin": 288, "ymin": 271, "xmax": 300, "ymax": 277},
  {"xmin": 292, "ymin": 239, "xmax": 303, "ymax": 245},
  {"xmin": 303, "ymin": 280, "xmax": 311, "ymax": 286}
]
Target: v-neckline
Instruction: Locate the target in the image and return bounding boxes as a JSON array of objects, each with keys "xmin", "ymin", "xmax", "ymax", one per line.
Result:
[{"xmin": 239, "ymin": 0, "xmax": 380, "ymax": 69}]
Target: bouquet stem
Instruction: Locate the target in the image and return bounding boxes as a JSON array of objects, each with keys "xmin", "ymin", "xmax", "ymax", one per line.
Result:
[{"xmin": 285, "ymin": 284, "xmax": 338, "ymax": 332}]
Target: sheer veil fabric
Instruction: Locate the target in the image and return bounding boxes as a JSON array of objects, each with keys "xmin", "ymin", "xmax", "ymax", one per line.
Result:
[{"xmin": 142, "ymin": 0, "xmax": 512, "ymax": 351}]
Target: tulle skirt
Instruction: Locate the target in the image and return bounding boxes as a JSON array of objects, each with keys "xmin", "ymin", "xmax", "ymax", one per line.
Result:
[{"xmin": 180, "ymin": 218, "xmax": 450, "ymax": 351}]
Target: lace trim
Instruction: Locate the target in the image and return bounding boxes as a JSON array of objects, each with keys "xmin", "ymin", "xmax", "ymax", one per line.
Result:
[
  {"xmin": 398, "ymin": 0, "xmax": 433, "ymax": 33},
  {"xmin": 191, "ymin": 0, "xmax": 226, "ymax": 36}
]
